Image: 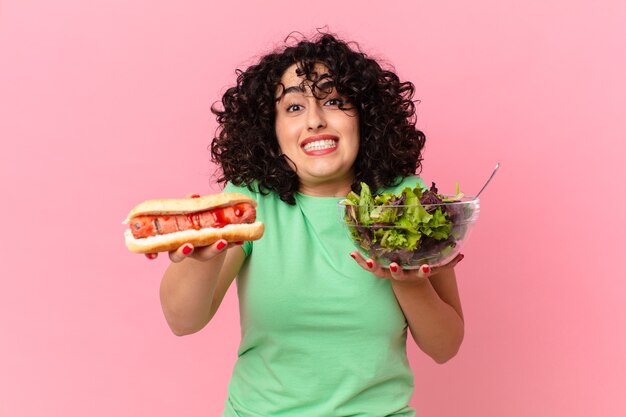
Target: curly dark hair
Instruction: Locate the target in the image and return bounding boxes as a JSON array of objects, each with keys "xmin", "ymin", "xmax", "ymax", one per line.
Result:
[{"xmin": 210, "ymin": 32, "xmax": 426, "ymax": 204}]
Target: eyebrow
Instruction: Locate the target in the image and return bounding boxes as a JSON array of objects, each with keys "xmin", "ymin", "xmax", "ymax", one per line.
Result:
[
  {"xmin": 278, "ymin": 80, "xmax": 337, "ymax": 99},
  {"xmin": 281, "ymin": 85, "xmax": 306, "ymax": 96}
]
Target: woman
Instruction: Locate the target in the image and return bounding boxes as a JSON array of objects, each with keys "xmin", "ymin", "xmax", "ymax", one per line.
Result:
[{"xmin": 156, "ymin": 32, "xmax": 464, "ymax": 417}]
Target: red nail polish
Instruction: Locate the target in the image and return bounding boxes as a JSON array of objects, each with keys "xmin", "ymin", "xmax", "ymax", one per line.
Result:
[
  {"xmin": 182, "ymin": 245, "xmax": 193, "ymax": 255},
  {"xmin": 390, "ymin": 264, "xmax": 398, "ymax": 272},
  {"xmin": 235, "ymin": 241, "xmax": 244, "ymax": 246},
  {"xmin": 191, "ymin": 194, "xmax": 200, "ymax": 198},
  {"xmin": 145, "ymin": 253, "xmax": 157, "ymax": 260},
  {"xmin": 216, "ymin": 241, "xmax": 227, "ymax": 251},
  {"xmin": 350, "ymin": 253, "xmax": 356, "ymax": 259},
  {"xmin": 366, "ymin": 260, "xmax": 374, "ymax": 268},
  {"xmin": 421, "ymin": 265, "xmax": 430, "ymax": 274}
]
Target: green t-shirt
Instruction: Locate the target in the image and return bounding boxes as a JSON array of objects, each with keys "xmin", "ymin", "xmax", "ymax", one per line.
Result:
[{"xmin": 222, "ymin": 176, "xmax": 426, "ymax": 417}]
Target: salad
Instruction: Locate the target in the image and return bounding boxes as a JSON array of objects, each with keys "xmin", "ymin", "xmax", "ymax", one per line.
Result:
[{"xmin": 340, "ymin": 181, "xmax": 475, "ymax": 266}]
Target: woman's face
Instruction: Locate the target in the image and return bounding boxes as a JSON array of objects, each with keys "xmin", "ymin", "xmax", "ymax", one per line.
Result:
[{"xmin": 274, "ymin": 63, "xmax": 359, "ymax": 196}]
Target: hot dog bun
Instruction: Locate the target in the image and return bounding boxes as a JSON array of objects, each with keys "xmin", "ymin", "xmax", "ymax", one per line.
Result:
[
  {"xmin": 124, "ymin": 192, "xmax": 257, "ymax": 221},
  {"xmin": 124, "ymin": 222, "xmax": 264, "ymax": 253},
  {"xmin": 123, "ymin": 192, "xmax": 264, "ymax": 254}
]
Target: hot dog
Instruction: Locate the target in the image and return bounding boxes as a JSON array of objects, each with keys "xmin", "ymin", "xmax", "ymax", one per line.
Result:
[{"xmin": 123, "ymin": 192, "xmax": 264, "ymax": 253}]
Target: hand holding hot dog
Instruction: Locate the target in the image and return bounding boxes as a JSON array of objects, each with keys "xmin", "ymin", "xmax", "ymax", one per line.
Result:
[{"xmin": 163, "ymin": 239, "xmax": 244, "ymax": 263}]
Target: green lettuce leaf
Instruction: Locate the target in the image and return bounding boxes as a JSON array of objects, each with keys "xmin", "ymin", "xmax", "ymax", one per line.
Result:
[{"xmin": 342, "ymin": 181, "xmax": 459, "ymax": 255}]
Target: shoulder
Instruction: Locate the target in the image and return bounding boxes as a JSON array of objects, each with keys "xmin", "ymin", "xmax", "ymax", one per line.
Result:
[
  {"xmin": 381, "ymin": 175, "xmax": 426, "ymax": 194},
  {"xmin": 222, "ymin": 181, "xmax": 284, "ymax": 207},
  {"xmin": 223, "ymin": 181, "xmax": 260, "ymax": 197},
  {"xmin": 222, "ymin": 181, "xmax": 279, "ymax": 205}
]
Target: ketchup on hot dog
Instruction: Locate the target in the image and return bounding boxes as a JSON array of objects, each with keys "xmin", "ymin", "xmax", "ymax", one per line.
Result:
[{"xmin": 130, "ymin": 203, "xmax": 256, "ymax": 239}]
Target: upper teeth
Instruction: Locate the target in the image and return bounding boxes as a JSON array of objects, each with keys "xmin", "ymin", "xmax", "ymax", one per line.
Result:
[{"xmin": 303, "ymin": 139, "xmax": 337, "ymax": 151}]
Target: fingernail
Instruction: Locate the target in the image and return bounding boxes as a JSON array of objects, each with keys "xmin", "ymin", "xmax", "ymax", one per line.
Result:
[
  {"xmin": 421, "ymin": 265, "xmax": 430, "ymax": 274},
  {"xmin": 366, "ymin": 259, "xmax": 374, "ymax": 269},
  {"xmin": 216, "ymin": 241, "xmax": 227, "ymax": 251},
  {"xmin": 191, "ymin": 194, "xmax": 200, "ymax": 198},
  {"xmin": 235, "ymin": 241, "xmax": 244, "ymax": 246},
  {"xmin": 145, "ymin": 253, "xmax": 157, "ymax": 260},
  {"xmin": 390, "ymin": 264, "xmax": 398, "ymax": 272},
  {"xmin": 350, "ymin": 252, "xmax": 356, "ymax": 259},
  {"xmin": 182, "ymin": 245, "xmax": 193, "ymax": 255}
]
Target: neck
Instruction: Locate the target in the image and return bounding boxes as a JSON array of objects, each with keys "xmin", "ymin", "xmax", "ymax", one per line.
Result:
[{"xmin": 298, "ymin": 180, "xmax": 353, "ymax": 198}]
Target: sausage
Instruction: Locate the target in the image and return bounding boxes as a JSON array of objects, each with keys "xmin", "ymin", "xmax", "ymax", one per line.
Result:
[{"xmin": 130, "ymin": 203, "xmax": 256, "ymax": 239}]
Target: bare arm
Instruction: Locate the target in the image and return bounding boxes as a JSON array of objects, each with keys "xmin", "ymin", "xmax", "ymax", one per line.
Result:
[
  {"xmin": 390, "ymin": 267, "xmax": 464, "ymax": 364},
  {"xmin": 158, "ymin": 240, "xmax": 246, "ymax": 336},
  {"xmin": 351, "ymin": 252, "xmax": 464, "ymax": 363}
]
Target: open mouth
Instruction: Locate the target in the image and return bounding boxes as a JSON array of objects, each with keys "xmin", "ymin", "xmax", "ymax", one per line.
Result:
[
  {"xmin": 301, "ymin": 135, "xmax": 339, "ymax": 154},
  {"xmin": 302, "ymin": 139, "xmax": 338, "ymax": 152}
]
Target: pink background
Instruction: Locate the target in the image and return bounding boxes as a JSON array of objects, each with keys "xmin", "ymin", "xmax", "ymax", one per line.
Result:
[{"xmin": 1, "ymin": 1, "xmax": 625, "ymax": 416}]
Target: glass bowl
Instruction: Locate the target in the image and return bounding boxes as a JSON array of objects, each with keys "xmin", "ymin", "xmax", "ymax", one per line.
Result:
[{"xmin": 338, "ymin": 197, "xmax": 480, "ymax": 269}]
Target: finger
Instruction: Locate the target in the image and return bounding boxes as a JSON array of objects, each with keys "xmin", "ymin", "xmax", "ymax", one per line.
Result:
[
  {"xmin": 183, "ymin": 239, "xmax": 235, "ymax": 262},
  {"xmin": 145, "ymin": 253, "xmax": 158, "ymax": 260},
  {"xmin": 168, "ymin": 243, "xmax": 195, "ymax": 263},
  {"xmin": 447, "ymin": 253, "xmax": 465, "ymax": 268},
  {"xmin": 388, "ymin": 262, "xmax": 405, "ymax": 280},
  {"xmin": 431, "ymin": 253, "xmax": 464, "ymax": 275},
  {"xmin": 191, "ymin": 239, "xmax": 227, "ymax": 259},
  {"xmin": 388, "ymin": 262, "xmax": 424, "ymax": 282},
  {"xmin": 349, "ymin": 250, "xmax": 369, "ymax": 269},
  {"xmin": 350, "ymin": 251, "xmax": 391, "ymax": 279},
  {"xmin": 418, "ymin": 264, "xmax": 431, "ymax": 279}
]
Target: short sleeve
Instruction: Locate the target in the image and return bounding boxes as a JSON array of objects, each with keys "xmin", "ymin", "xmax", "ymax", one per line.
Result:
[
  {"xmin": 223, "ymin": 181, "xmax": 256, "ymax": 197},
  {"xmin": 382, "ymin": 175, "xmax": 426, "ymax": 194}
]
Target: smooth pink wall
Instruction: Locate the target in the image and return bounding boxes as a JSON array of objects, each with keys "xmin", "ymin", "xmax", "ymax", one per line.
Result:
[{"xmin": 1, "ymin": 1, "xmax": 624, "ymax": 416}]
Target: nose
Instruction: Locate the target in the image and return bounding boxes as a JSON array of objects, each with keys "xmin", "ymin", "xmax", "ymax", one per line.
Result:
[{"xmin": 306, "ymin": 103, "xmax": 326, "ymax": 130}]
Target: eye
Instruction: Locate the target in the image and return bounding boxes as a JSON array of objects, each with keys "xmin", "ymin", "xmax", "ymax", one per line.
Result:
[
  {"xmin": 324, "ymin": 97, "xmax": 344, "ymax": 107},
  {"xmin": 286, "ymin": 103, "xmax": 303, "ymax": 112}
]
